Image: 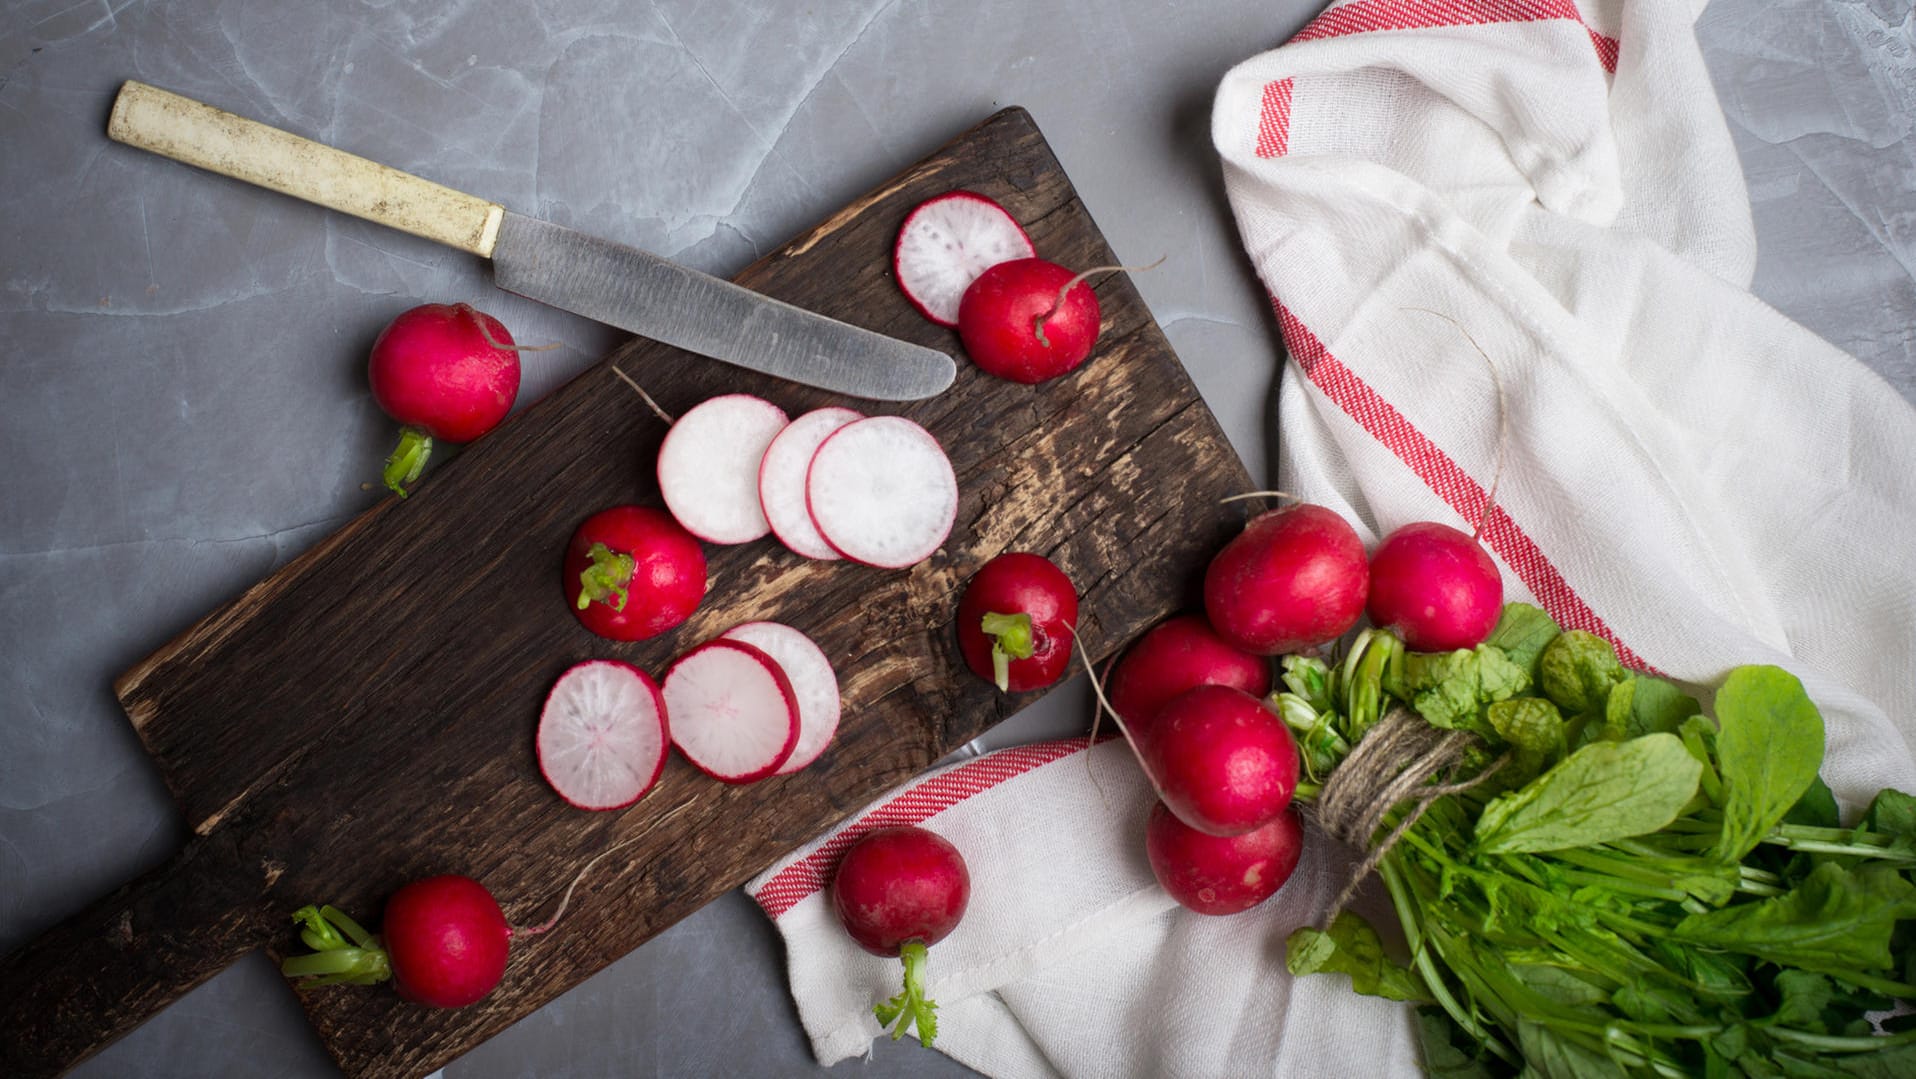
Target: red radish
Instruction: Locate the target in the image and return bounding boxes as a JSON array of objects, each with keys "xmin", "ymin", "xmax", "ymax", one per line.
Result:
[
  {"xmin": 663, "ymin": 639, "xmax": 799, "ymax": 782},
  {"xmin": 806, "ymin": 416, "xmax": 957, "ymax": 568},
  {"xmin": 537, "ymin": 660, "xmax": 669, "ymax": 811},
  {"xmin": 367, "ymin": 303, "xmax": 523, "ymax": 497},
  {"xmin": 956, "ymin": 257, "xmax": 1101, "ymax": 384},
  {"xmin": 1203, "ymin": 503, "xmax": 1369, "ymax": 655},
  {"xmin": 1146, "ymin": 801, "xmax": 1304, "ymax": 916},
  {"xmin": 893, "ymin": 191, "xmax": 1034, "ymax": 326},
  {"xmin": 1367, "ymin": 521, "xmax": 1504, "ymax": 652},
  {"xmin": 279, "ymin": 877, "xmax": 510, "ymax": 1008},
  {"xmin": 720, "ymin": 621, "xmax": 841, "ymax": 774},
  {"xmin": 758, "ymin": 407, "xmax": 863, "ymax": 560},
  {"xmin": 1107, "ymin": 614, "xmax": 1271, "ymax": 734},
  {"xmin": 657, "ymin": 394, "xmax": 790, "ymax": 544},
  {"xmin": 565, "ymin": 506, "xmax": 707, "ymax": 642},
  {"xmin": 831, "ymin": 825, "xmax": 971, "ymax": 1047},
  {"xmin": 955, "ymin": 552, "xmax": 1078, "ymax": 693},
  {"xmin": 1134, "ymin": 684, "xmax": 1300, "ymax": 836}
]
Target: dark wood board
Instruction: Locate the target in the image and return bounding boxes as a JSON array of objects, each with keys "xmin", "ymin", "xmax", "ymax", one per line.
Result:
[{"xmin": 0, "ymin": 107, "xmax": 1254, "ymax": 1078}]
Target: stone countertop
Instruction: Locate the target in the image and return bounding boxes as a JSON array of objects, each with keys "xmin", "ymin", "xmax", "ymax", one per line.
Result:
[{"xmin": 2, "ymin": 1, "xmax": 1910, "ymax": 1076}]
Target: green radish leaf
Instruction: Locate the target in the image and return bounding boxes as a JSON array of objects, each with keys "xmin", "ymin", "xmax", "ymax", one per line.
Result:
[
  {"xmin": 1285, "ymin": 914, "xmax": 1431, "ymax": 1003},
  {"xmin": 1713, "ymin": 666, "xmax": 1826, "ymax": 864},
  {"xmin": 1415, "ymin": 1006, "xmax": 1500, "ymax": 1079},
  {"xmin": 1475, "ymin": 733, "xmax": 1702, "ymax": 854},
  {"xmin": 1627, "ymin": 675, "xmax": 1702, "ymax": 739},
  {"xmin": 1486, "ymin": 602, "xmax": 1561, "ymax": 678},
  {"xmin": 1862, "ymin": 788, "xmax": 1916, "ymax": 839},
  {"xmin": 1784, "ymin": 776, "xmax": 1842, "ymax": 830},
  {"xmin": 1674, "ymin": 862, "xmax": 1916, "ymax": 971},
  {"xmin": 1516, "ymin": 1019, "xmax": 1625, "ymax": 1078},
  {"xmin": 1597, "ymin": 677, "xmax": 1635, "ymax": 743},
  {"xmin": 1827, "ymin": 1042, "xmax": 1916, "ymax": 1078},
  {"xmin": 1395, "ymin": 645, "xmax": 1529, "ymax": 738},
  {"xmin": 1769, "ymin": 970, "xmax": 1836, "ymax": 1033},
  {"xmin": 1537, "ymin": 631, "xmax": 1626, "ymax": 716}
]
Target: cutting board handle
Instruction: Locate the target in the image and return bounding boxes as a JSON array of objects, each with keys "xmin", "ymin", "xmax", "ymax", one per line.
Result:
[
  {"xmin": 0, "ymin": 836, "xmax": 277, "ymax": 1077},
  {"xmin": 107, "ymin": 79, "xmax": 505, "ymax": 258}
]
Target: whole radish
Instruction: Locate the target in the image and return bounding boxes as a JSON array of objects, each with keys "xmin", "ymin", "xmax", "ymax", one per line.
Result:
[
  {"xmin": 279, "ymin": 875, "xmax": 508, "ymax": 1008},
  {"xmin": 956, "ymin": 257, "xmax": 1101, "ymax": 383},
  {"xmin": 1146, "ymin": 802, "xmax": 1304, "ymax": 916},
  {"xmin": 565, "ymin": 506, "xmax": 707, "ymax": 641},
  {"xmin": 368, "ymin": 303, "xmax": 522, "ymax": 497},
  {"xmin": 956, "ymin": 552, "xmax": 1078, "ymax": 692},
  {"xmin": 1107, "ymin": 614, "xmax": 1271, "ymax": 734},
  {"xmin": 831, "ymin": 825, "xmax": 971, "ymax": 1047},
  {"xmin": 1367, "ymin": 521, "xmax": 1503, "ymax": 651},
  {"xmin": 1135, "ymin": 684, "xmax": 1300, "ymax": 836},
  {"xmin": 1204, "ymin": 503, "xmax": 1369, "ymax": 655}
]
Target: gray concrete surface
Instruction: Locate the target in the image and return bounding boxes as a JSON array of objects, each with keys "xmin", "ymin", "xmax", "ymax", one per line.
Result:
[{"xmin": 2, "ymin": 1, "xmax": 1911, "ymax": 1076}]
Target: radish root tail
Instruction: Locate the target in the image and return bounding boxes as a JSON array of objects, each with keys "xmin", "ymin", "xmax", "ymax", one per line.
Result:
[
  {"xmin": 609, "ymin": 365, "xmax": 676, "ymax": 425},
  {"xmin": 1033, "ymin": 255, "xmax": 1167, "ymax": 345},
  {"xmin": 1399, "ymin": 307, "xmax": 1508, "ymax": 542},
  {"xmin": 1067, "ymin": 624, "xmax": 1174, "ymax": 810},
  {"xmin": 512, "ymin": 828, "xmax": 653, "ymax": 938},
  {"xmin": 466, "ymin": 305, "xmax": 561, "ymax": 353},
  {"xmin": 1220, "ymin": 490, "xmax": 1299, "ymax": 506}
]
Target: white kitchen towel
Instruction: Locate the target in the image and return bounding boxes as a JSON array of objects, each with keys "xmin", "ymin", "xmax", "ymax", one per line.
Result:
[{"xmin": 752, "ymin": 0, "xmax": 1916, "ymax": 1075}]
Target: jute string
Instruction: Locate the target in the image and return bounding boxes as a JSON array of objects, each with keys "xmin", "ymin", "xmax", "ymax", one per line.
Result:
[{"xmin": 1311, "ymin": 705, "xmax": 1509, "ymax": 922}]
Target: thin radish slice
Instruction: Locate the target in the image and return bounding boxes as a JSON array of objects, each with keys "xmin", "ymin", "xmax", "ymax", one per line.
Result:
[
  {"xmin": 806, "ymin": 416, "xmax": 958, "ymax": 569},
  {"xmin": 758, "ymin": 407, "xmax": 863, "ymax": 560},
  {"xmin": 658, "ymin": 394, "xmax": 789, "ymax": 544},
  {"xmin": 664, "ymin": 639, "xmax": 799, "ymax": 783},
  {"xmin": 537, "ymin": 660, "xmax": 669, "ymax": 811},
  {"xmin": 894, "ymin": 191, "xmax": 1035, "ymax": 326},
  {"xmin": 721, "ymin": 621, "xmax": 842, "ymax": 774}
]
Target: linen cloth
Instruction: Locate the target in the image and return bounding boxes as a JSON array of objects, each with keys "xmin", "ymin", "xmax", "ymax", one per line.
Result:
[{"xmin": 749, "ymin": 1, "xmax": 1916, "ymax": 1074}]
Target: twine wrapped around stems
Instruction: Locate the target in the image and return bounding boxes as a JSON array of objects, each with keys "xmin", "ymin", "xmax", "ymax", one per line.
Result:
[{"xmin": 1309, "ymin": 706, "xmax": 1508, "ymax": 922}]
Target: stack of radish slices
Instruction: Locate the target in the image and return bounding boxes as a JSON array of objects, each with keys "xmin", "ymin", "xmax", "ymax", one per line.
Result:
[
  {"xmin": 536, "ymin": 621, "xmax": 842, "ymax": 810},
  {"xmin": 657, "ymin": 396, "xmax": 958, "ymax": 569}
]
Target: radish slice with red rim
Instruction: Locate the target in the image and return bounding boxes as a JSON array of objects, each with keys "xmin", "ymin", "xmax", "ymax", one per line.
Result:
[
  {"xmin": 758, "ymin": 407, "xmax": 863, "ymax": 560},
  {"xmin": 658, "ymin": 394, "xmax": 789, "ymax": 544},
  {"xmin": 537, "ymin": 660, "xmax": 669, "ymax": 811},
  {"xmin": 663, "ymin": 639, "xmax": 799, "ymax": 783},
  {"xmin": 720, "ymin": 621, "xmax": 841, "ymax": 774},
  {"xmin": 806, "ymin": 416, "xmax": 957, "ymax": 569},
  {"xmin": 894, "ymin": 191, "xmax": 1035, "ymax": 326}
]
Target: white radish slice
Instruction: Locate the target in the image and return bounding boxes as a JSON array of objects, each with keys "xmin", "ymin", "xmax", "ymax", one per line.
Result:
[
  {"xmin": 893, "ymin": 191, "xmax": 1035, "ymax": 326},
  {"xmin": 537, "ymin": 660, "xmax": 669, "ymax": 811},
  {"xmin": 758, "ymin": 407, "xmax": 864, "ymax": 560},
  {"xmin": 721, "ymin": 621, "xmax": 841, "ymax": 774},
  {"xmin": 658, "ymin": 394, "xmax": 789, "ymax": 544},
  {"xmin": 805, "ymin": 416, "xmax": 958, "ymax": 569},
  {"xmin": 664, "ymin": 639, "xmax": 799, "ymax": 783}
]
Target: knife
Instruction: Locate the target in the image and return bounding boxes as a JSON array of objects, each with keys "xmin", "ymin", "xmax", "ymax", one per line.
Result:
[{"xmin": 105, "ymin": 80, "xmax": 955, "ymax": 401}]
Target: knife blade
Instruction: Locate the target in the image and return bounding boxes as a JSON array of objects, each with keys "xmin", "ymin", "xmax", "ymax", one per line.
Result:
[{"xmin": 105, "ymin": 80, "xmax": 955, "ymax": 401}]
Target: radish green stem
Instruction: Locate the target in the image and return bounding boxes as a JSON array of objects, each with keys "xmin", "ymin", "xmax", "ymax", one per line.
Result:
[
  {"xmin": 874, "ymin": 940, "xmax": 940, "ymax": 1047},
  {"xmin": 576, "ymin": 542, "xmax": 635, "ymax": 612},
  {"xmin": 281, "ymin": 904, "xmax": 391, "ymax": 988},
  {"xmin": 382, "ymin": 427, "xmax": 433, "ymax": 498},
  {"xmin": 979, "ymin": 611, "xmax": 1034, "ymax": 692}
]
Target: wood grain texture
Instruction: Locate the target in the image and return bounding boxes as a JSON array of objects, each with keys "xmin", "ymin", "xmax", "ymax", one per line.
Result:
[{"xmin": 1, "ymin": 107, "xmax": 1253, "ymax": 1078}]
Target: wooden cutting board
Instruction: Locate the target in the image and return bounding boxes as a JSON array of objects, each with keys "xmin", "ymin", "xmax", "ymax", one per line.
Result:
[{"xmin": 0, "ymin": 107, "xmax": 1253, "ymax": 1077}]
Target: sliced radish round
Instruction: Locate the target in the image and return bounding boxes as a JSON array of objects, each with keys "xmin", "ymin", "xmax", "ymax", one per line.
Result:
[
  {"xmin": 537, "ymin": 660, "xmax": 669, "ymax": 811},
  {"xmin": 758, "ymin": 407, "xmax": 863, "ymax": 560},
  {"xmin": 663, "ymin": 639, "xmax": 799, "ymax": 783},
  {"xmin": 721, "ymin": 621, "xmax": 842, "ymax": 774},
  {"xmin": 894, "ymin": 191, "xmax": 1035, "ymax": 326},
  {"xmin": 658, "ymin": 394, "xmax": 789, "ymax": 544},
  {"xmin": 806, "ymin": 416, "xmax": 958, "ymax": 569}
]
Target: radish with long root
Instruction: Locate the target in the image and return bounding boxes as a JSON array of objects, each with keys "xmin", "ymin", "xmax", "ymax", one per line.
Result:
[
  {"xmin": 565, "ymin": 506, "xmax": 707, "ymax": 642},
  {"xmin": 537, "ymin": 660, "xmax": 669, "ymax": 811},
  {"xmin": 1146, "ymin": 802, "xmax": 1304, "ymax": 915},
  {"xmin": 1204, "ymin": 503, "xmax": 1369, "ymax": 655},
  {"xmin": 1366, "ymin": 308, "xmax": 1508, "ymax": 650},
  {"xmin": 956, "ymin": 552, "xmax": 1078, "ymax": 693},
  {"xmin": 956, "ymin": 257, "xmax": 1103, "ymax": 383},
  {"xmin": 1106, "ymin": 614, "xmax": 1271, "ymax": 736},
  {"xmin": 893, "ymin": 191, "xmax": 1034, "ymax": 326},
  {"xmin": 368, "ymin": 303, "xmax": 532, "ymax": 497},
  {"xmin": 831, "ymin": 825, "xmax": 971, "ymax": 1048}
]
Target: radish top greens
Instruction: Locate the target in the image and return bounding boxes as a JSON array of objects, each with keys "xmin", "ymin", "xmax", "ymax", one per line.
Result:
[{"xmin": 1276, "ymin": 604, "xmax": 1916, "ymax": 1077}]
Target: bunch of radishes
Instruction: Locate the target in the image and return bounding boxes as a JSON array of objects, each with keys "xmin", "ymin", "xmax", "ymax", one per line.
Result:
[
  {"xmin": 894, "ymin": 190, "xmax": 1107, "ymax": 384},
  {"xmin": 1097, "ymin": 500, "xmax": 1504, "ymax": 917}
]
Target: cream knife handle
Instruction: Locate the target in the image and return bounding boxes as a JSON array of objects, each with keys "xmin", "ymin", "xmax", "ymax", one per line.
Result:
[{"xmin": 107, "ymin": 80, "xmax": 504, "ymax": 258}]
